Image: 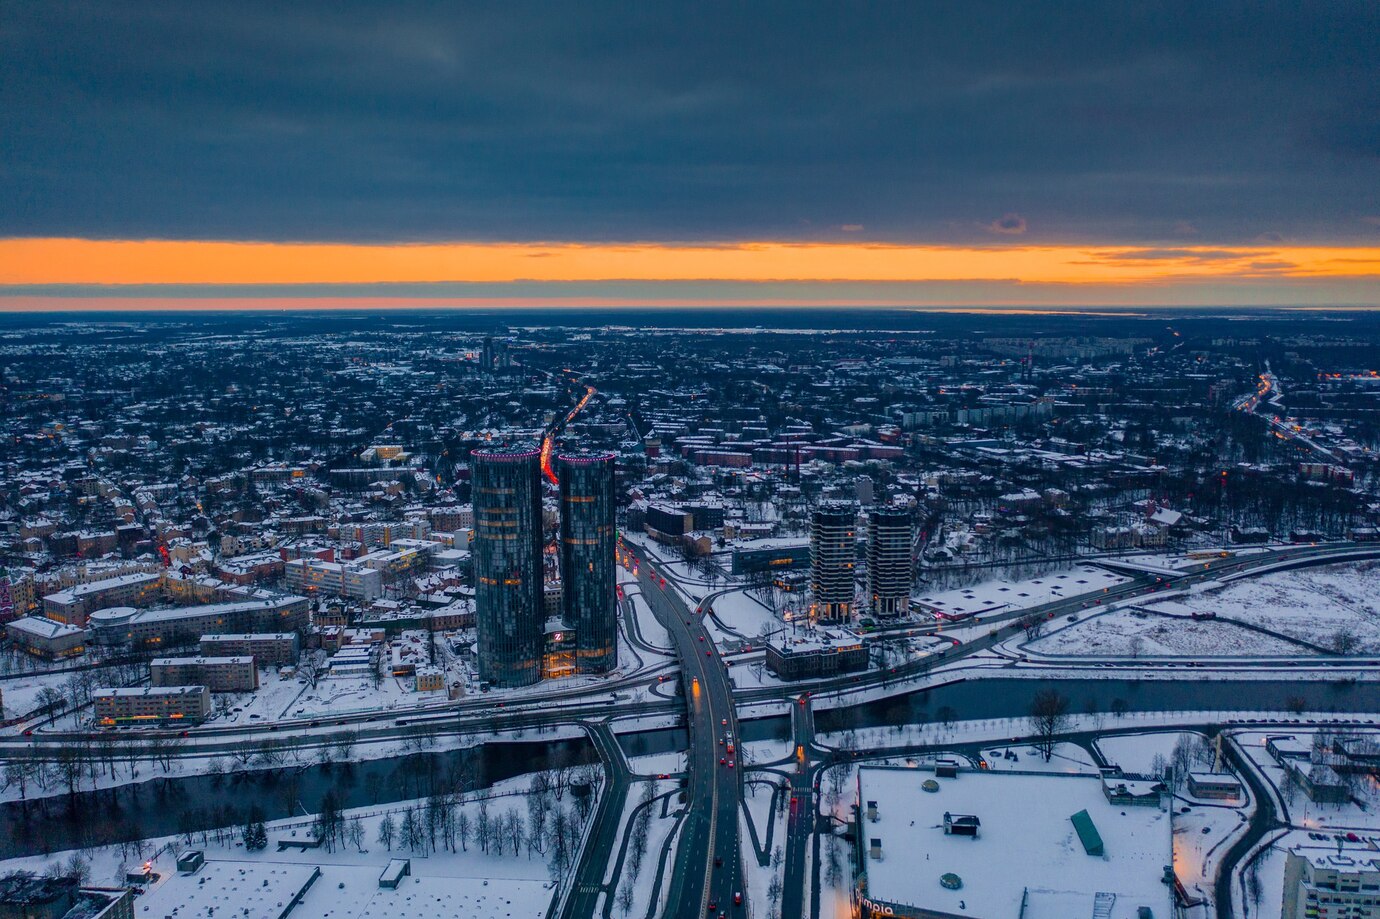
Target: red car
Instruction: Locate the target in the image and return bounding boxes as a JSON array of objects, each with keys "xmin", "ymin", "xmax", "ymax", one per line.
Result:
[{"xmin": 734, "ymin": 892, "xmax": 743, "ymax": 906}]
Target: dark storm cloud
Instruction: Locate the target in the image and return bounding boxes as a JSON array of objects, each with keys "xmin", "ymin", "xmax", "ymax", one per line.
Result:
[{"xmin": 1, "ymin": 0, "xmax": 1377, "ymax": 244}]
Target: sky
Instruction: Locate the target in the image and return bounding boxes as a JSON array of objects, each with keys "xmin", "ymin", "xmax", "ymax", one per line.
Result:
[{"xmin": 1, "ymin": 1, "xmax": 1378, "ymax": 311}]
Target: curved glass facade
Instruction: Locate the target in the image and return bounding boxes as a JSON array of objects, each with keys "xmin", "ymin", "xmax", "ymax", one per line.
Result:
[
  {"xmin": 472, "ymin": 445, "xmax": 544, "ymax": 687},
  {"xmin": 558, "ymin": 451, "xmax": 617, "ymax": 673}
]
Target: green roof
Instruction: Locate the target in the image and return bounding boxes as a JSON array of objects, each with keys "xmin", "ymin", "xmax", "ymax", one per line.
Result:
[{"xmin": 1070, "ymin": 809, "xmax": 1104, "ymax": 856}]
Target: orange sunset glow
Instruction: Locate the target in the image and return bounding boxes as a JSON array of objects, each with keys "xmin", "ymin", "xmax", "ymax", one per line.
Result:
[{"xmin": 3, "ymin": 238, "xmax": 1379, "ymax": 288}]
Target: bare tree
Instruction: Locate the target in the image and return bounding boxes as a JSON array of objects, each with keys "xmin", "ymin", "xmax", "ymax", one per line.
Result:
[
  {"xmin": 1028, "ymin": 689, "xmax": 1070, "ymax": 762},
  {"xmin": 1332, "ymin": 627, "xmax": 1360, "ymax": 656},
  {"xmin": 377, "ymin": 813, "xmax": 396, "ymax": 851},
  {"xmin": 342, "ymin": 815, "xmax": 363, "ymax": 852},
  {"xmin": 616, "ymin": 878, "xmax": 635, "ymax": 917},
  {"xmin": 457, "ymin": 809, "xmax": 471, "ymax": 852},
  {"xmin": 298, "ymin": 649, "xmax": 326, "ymax": 689}
]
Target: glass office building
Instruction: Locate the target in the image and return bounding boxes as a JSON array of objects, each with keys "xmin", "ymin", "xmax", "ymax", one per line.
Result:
[
  {"xmin": 472, "ymin": 445, "xmax": 545, "ymax": 687},
  {"xmin": 558, "ymin": 450, "xmax": 617, "ymax": 673}
]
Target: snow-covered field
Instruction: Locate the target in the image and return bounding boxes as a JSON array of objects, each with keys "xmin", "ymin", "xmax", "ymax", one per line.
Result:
[
  {"xmin": 0, "ymin": 771, "xmax": 581, "ymax": 918},
  {"xmin": 706, "ymin": 589, "xmax": 784, "ymax": 643},
  {"xmin": 626, "ymin": 751, "xmax": 685, "ymax": 776},
  {"xmin": 0, "ymin": 666, "xmax": 86, "ymax": 721},
  {"xmin": 980, "ymin": 741, "xmax": 1097, "ymax": 774},
  {"xmin": 1096, "ymin": 731, "xmax": 1201, "ymax": 775},
  {"xmin": 1027, "ymin": 610, "xmax": 1309, "ymax": 657},
  {"xmin": 1145, "ymin": 560, "xmax": 1380, "ymax": 651}
]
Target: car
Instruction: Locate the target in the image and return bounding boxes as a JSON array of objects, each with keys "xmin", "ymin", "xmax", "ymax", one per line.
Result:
[
  {"xmin": 720, "ymin": 757, "xmax": 726, "ymax": 765},
  {"xmin": 714, "ymin": 856, "xmax": 722, "ymax": 867},
  {"xmin": 721, "ymin": 718, "xmax": 727, "ymax": 725},
  {"xmin": 727, "ymin": 759, "xmax": 734, "ymax": 768},
  {"xmin": 719, "ymin": 738, "xmax": 725, "ymax": 745},
  {"xmin": 708, "ymin": 901, "xmax": 717, "ymax": 912},
  {"xmin": 699, "ymin": 636, "xmax": 704, "ymax": 642},
  {"xmin": 706, "ymin": 651, "xmax": 711, "ymax": 656},
  {"xmin": 657, "ymin": 773, "xmax": 670, "ymax": 780},
  {"xmin": 734, "ymin": 892, "xmax": 743, "ymax": 906}
]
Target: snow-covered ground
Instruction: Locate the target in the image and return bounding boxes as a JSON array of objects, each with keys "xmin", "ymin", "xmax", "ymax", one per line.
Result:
[
  {"xmin": 1096, "ymin": 730, "xmax": 1202, "ymax": 774},
  {"xmin": 740, "ymin": 775, "xmax": 787, "ymax": 915},
  {"xmin": 0, "ymin": 666, "xmax": 90, "ymax": 722},
  {"xmin": 0, "ymin": 771, "xmax": 585, "ymax": 918},
  {"xmin": 1027, "ymin": 609, "xmax": 1310, "ymax": 657},
  {"xmin": 626, "ymin": 751, "xmax": 686, "ymax": 776},
  {"xmin": 0, "ymin": 722, "xmax": 586, "ymax": 804},
  {"xmin": 980, "ymin": 741, "xmax": 1097, "ymax": 774},
  {"xmin": 600, "ymin": 778, "xmax": 681, "ymax": 919},
  {"xmin": 621, "ymin": 582, "xmax": 672, "ymax": 650},
  {"xmin": 1144, "ymin": 560, "xmax": 1380, "ymax": 651},
  {"xmin": 705, "ymin": 588, "xmax": 784, "ymax": 644}
]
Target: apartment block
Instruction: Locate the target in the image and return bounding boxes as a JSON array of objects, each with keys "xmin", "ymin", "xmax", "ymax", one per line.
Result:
[
  {"xmin": 284, "ymin": 558, "xmax": 383, "ymax": 601},
  {"xmin": 199, "ymin": 632, "xmax": 299, "ymax": 665},
  {"xmin": 150, "ymin": 656, "xmax": 258, "ymax": 692},
  {"xmin": 95, "ymin": 685, "xmax": 211, "ymax": 725}
]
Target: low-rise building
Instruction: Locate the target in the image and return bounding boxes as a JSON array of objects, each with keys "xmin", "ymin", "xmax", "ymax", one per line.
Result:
[
  {"xmin": 0, "ymin": 873, "xmax": 134, "ymax": 919},
  {"xmin": 95, "ymin": 685, "xmax": 210, "ymax": 725},
  {"xmin": 415, "ymin": 666, "xmax": 444, "ymax": 692},
  {"xmin": 42, "ymin": 572, "xmax": 161, "ymax": 626},
  {"xmin": 89, "ymin": 596, "xmax": 308, "ymax": 649},
  {"xmin": 4, "ymin": 615, "xmax": 87, "ymax": 659},
  {"xmin": 1283, "ymin": 843, "xmax": 1380, "ymax": 919},
  {"xmin": 1186, "ymin": 771, "xmax": 1242, "ymax": 801},
  {"xmin": 285, "ymin": 558, "xmax": 383, "ymax": 601},
  {"xmin": 151, "ymin": 656, "xmax": 258, "ymax": 692},
  {"xmin": 765, "ymin": 629, "xmax": 867, "ymax": 680},
  {"xmin": 852, "ymin": 766, "xmax": 1173, "ymax": 919},
  {"xmin": 199, "ymin": 632, "xmax": 299, "ymax": 665}
]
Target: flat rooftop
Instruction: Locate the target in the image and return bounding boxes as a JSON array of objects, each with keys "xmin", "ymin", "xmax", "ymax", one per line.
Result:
[
  {"xmin": 857, "ymin": 766, "xmax": 1172, "ymax": 919},
  {"xmin": 137, "ymin": 859, "xmax": 319, "ymax": 918}
]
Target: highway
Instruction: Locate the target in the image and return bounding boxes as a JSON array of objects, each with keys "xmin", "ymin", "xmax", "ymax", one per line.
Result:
[
  {"xmin": 559, "ymin": 721, "xmax": 634, "ymax": 919},
  {"xmin": 779, "ymin": 694, "xmax": 818, "ymax": 919},
  {"xmin": 635, "ymin": 554, "xmax": 745, "ymax": 917},
  {"xmin": 8, "ymin": 537, "xmax": 1380, "ymax": 919}
]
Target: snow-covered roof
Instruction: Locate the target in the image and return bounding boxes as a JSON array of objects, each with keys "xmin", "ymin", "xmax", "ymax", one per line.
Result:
[{"xmin": 856, "ymin": 766, "xmax": 1171, "ymax": 919}]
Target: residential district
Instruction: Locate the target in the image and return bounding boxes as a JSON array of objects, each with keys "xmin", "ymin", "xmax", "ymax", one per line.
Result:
[{"xmin": 1, "ymin": 309, "xmax": 1379, "ymax": 919}]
